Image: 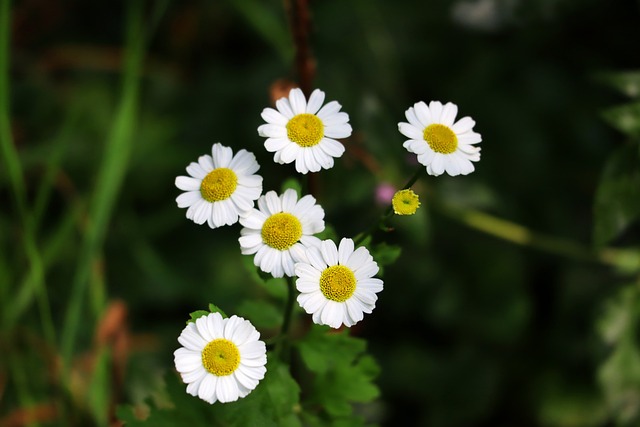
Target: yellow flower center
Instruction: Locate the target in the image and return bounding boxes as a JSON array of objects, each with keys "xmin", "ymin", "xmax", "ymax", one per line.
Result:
[
  {"xmin": 392, "ymin": 189, "xmax": 421, "ymax": 216},
  {"xmin": 201, "ymin": 338, "xmax": 240, "ymax": 376},
  {"xmin": 423, "ymin": 124, "xmax": 458, "ymax": 154},
  {"xmin": 286, "ymin": 113, "xmax": 324, "ymax": 147},
  {"xmin": 200, "ymin": 168, "xmax": 238, "ymax": 202},
  {"xmin": 261, "ymin": 213, "xmax": 303, "ymax": 250},
  {"xmin": 319, "ymin": 265, "xmax": 356, "ymax": 302}
]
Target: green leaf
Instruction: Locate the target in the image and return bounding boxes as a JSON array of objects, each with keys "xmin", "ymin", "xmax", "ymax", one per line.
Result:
[
  {"xmin": 187, "ymin": 304, "xmax": 228, "ymax": 324},
  {"xmin": 597, "ymin": 71, "xmax": 640, "ymax": 99},
  {"xmin": 601, "ymin": 102, "xmax": 640, "ymax": 137},
  {"xmin": 593, "ymin": 144, "xmax": 640, "ymax": 246},
  {"xmin": 208, "ymin": 303, "xmax": 228, "ymax": 318},
  {"xmin": 237, "ymin": 299, "xmax": 283, "ymax": 330},
  {"xmin": 187, "ymin": 310, "xmax": 209, "ymax": 324},
  {"xmin": 295, "ymin": 325, "xmax": 380, "ymax": 420},
  {"xmin": 280, "ymin": 177, "xmax": 302, "ymax": 197},
  {"xmin": 118, "ymin": 355, "xmax": 302, "ymax": 427}
]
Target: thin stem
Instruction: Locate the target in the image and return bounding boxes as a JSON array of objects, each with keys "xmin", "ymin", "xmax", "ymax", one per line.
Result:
[
  {"xmin": 354, "ymin": 165, "xmax": 424, "ymax": 246},
  {"xmin": 287, "ymin": 0, "xmax": 314, "ymax": 96},
  {"xmin": 275, "ymin": 276, "xmax": 297, "ymax": 361},
  {"xmin": 439, "ymin": 202, "xmax": 640, "ymax": 271},
  {"xmin": 61, "ymin": 0, "xmax": 145, "ymax": 374}
]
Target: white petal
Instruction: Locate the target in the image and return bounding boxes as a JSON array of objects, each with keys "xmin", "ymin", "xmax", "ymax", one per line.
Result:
[
  {"xmin": 441, "ymin": 102, "xmax": 458, "ymax": 127},
  {"xmin": 264, "ymin": 137, "xmax": 290, "ymax": 153},
  {"xmin": 281, "ymin": 188, "xmax": 298, "ymax": 212},
  {"xmin": 346, "ymin": 246, "xmax": 372, "ymax": 271},
  {"xmin": 414, "ymin": 101, "xmax": 432, "ymax": 126},
  {"xmin": 176, "ymin": 191, "xmax": 201, "ymax": 208},
  {"xmin": 428, "ymin": 101, "xmax": 443, "ymax": 122},
  {"xmin": 398, "ymin": 122, "xmax": 423, "ymax": 140},
  {"xmin": 451, "ymin": 116, "xmax": 475, "ymax": 134},
  {"xmin": 186, "ymin": 162, "xmax": 207, "ymax": 179},
  {"xmin": 338, "ymin": 238, "xmax": 354, "ymax": 265},
  {"xmin": 319, "ymin": 138, "xmax": 345, "ymax": 158},
  {"xmin": 275, "ymin": 97, "xmax": 294, "ymax": 119},
  {"xmin": 175, "ymin": 176, "xmax": 201, "ymax": 191},
  {"xmin": 404, "ymin": 106, "xmax": 423, "ymax": 129},
  {"xmin": 261, "ymin": 107, "xmax": 288, "ymax": 125},
  {"xmin": 324, "ymin": 123, "xmax": 352, "ymax": 139},
  {"xmin": 320, "ymin": 239, "xmax": 339, "ymax": 266},
  {"xmin": 429, "ymin": 154, "xmax": 445, "ymax": 176},
  {"xmin": 306, "ymin": 89, "xmax": 325, "ymax": 114},
  {"xmin": 216, "ymin": 375, "xmax": 240, "ymax": 403},
  {"xmin": 198, "ymin": 154, "xmax": 215, "ymax": 171},
  {"xmin": 289, "ymin": 88, "xmax": 307, "ymax": 114},
  {"xmin": 317, "ymin": 101, "xmax": 341, "ymax": 120},
  {"xmin": 258, "ymin": 124, "xmax": 287, "ymax": 138},
  {"xmin": 198, "ymin": 374, "xmax": 217, "ymax": 403}
]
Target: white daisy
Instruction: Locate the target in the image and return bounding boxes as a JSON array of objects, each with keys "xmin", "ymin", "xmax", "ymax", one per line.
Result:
[
  {"xmin": 258, "ymin": 88, "xmax": 352, "ymax": 174},
  {"xmin": 173, "ymin": 312, "xmax": 267, "ymax": 404},
  {"xmin": 398, "ymin": 101, "xmax": 481, "ymax": 176},
  {"xmin": 295, "ymin": 238, "xmax": 383, "ymax": 329},
  {"xmin": 175, "ymin": 143, "xmax": 263, "ymax": 228},
  {"xmin": 239, "ymin": 188, "xmax": 325, "ymax": 278}
]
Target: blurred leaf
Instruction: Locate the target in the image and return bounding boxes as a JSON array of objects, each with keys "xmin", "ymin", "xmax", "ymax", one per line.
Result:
[
  {"xmin": 89, "ymin": 347, "xmax": 111, "ymax": 427},
  {"xmin": 601, "ymin": 102, "xmax": 640, "ymax": 137},
  {"xmin": 237, "ymin": 299, "xmax": 282, "ymax": 329},
  {"xmin": 597, "ymin": 71, "xmax": 640, "ymax": 99},
  {"xmin": 281, "ymin": 177, "xmax": 302, "ymax": 198},
  {"xmin": 118, "ymin": 356, "xmax": 301, "ymax": 426},
  {"xmin": 226, "ymin": 0, "xmax": 293, "ymax": 63},
  {"xmin": 598, "ymin": 284, "xmax": 640, "ymax": 426},
  {"xmin": 295, "ymin": 325, "xmax": 380, "ymax": 420},
  {"xmin": 593, "ymin": 144, "xmax": 640, "ymax": 246},
  {"xmin": 369, "ymin": 242, "xmax": 401, "ymax": 277}
]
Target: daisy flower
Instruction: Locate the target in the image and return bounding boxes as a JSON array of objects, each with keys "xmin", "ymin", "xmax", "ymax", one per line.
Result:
[
  {"xmin": 398, "ymin": 101, "xmax": 481, "ymax": 176},
  {"xmin": 175, "ymin": 143, "xmax": 263, "ymax": 228},
  {"xmin": 173, "ymin": 312, "xmax": 267, "ymax": 404},
  {"xmin": 392, "ymin": 189, "xmax": 421, "ymax": 215},
  {"xmin": 239, "ymin": 188, "xmax": 325, "ymax": 278},
  {"xmin": 258, "ymin": 88, "xmax": 352, "ymax": 174},
  {"xmin": 295, "ymin": 238, "xmax": 383, "ymax": 329}
]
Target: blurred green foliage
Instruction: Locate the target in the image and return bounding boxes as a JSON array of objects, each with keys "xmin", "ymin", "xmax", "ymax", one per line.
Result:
[{"xmin": 1, "ymin": 0, "xmax": 640, "ymax": 426}]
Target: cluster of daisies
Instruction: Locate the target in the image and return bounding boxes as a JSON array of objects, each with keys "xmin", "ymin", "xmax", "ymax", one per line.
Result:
[{"xmin": 173, "ymin": 88, "xmax": 482, "ymax": 404}]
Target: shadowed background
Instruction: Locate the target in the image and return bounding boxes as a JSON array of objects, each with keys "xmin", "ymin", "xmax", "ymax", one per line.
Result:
[{"xmin": 2, "ymin": 0, "xmax": 640, "ymax": 426}]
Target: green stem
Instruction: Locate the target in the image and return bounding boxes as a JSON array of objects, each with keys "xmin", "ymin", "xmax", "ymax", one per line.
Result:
[
  {"xmin": 439, "ymin": 203, "xmax": 640, "ymax": 271},
  {"xmin": 0, "ymin": 0, "xmax": 55, "ymax": 345},
  {"xmin": 354, "ymin": 165, "xmax": 423, "ymax": 246},
  {"xmin": 274, "ymin": 276, "xmax": 297, "ymax": 360},
  {"xmin": 60, "ymin": 0, "xmax": 145, "ymax": 375}
]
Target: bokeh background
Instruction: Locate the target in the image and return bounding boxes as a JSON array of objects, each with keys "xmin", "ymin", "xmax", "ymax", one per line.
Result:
[{"xmin": 2, "ymin": 0, "xmax": 640, "ymax": 426}]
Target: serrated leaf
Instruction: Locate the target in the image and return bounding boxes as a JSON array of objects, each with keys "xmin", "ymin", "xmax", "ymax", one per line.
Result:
[
  {"xmin": 237, "ymin": 299, "xmax": 283, "ymax": 329},
  {"xmin": 601, "ymin": 102, "xmax": 640, "ymax": 137},
  {"xmin": 208, "ymin": 303, "xmax": 227, "ymax": 318},
  {"xmin": 597, "ymin": 71, "xmax": 640, "ymax": 99},
  {"xmin": 593, "ymin": 144, "xmax": 640, "ymax": 246},
  {"xmin": 295, "ymin": 325, "xmax": 380, "ymax": 421},
  {"xmin": 118, "ymin": 356, "xmax": 302, "ymax": 426},
  {"xmin": 296, "ymin": 325, "xmax": 366, "ymax": 375},
  {"xmin": 370, "ymin": 242, "xmax": 401, "ymax": 267},
  {"xmin": 187, "ymin": 310, "xmax": 209, "ymax": 324}
]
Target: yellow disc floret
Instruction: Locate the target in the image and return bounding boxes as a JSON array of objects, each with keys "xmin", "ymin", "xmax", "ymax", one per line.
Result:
[
  {"xmin": 319, "ymin": 265, "xmax": 356, "ymax": 302},
  {"xmin": 423, "ymin": 123, "xmax": 458, "ymax": 154},
  {"xmin": 201, "ymin": 338, "xmax": 240, "ymax": 376},
  {"xmin": 200, "ymin": 168, "xmax": 238, "ymax": 202},
  {"xmin": 286, "ymin": 113, "xmax": 324, "ymax": 147},
  {"xmin": 392, "ymin": 189, "xmax": 421, "ymax": 216},
  {"xmin": 261, "ymin": 213, "xmax": 303, "ymax": 250}
]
